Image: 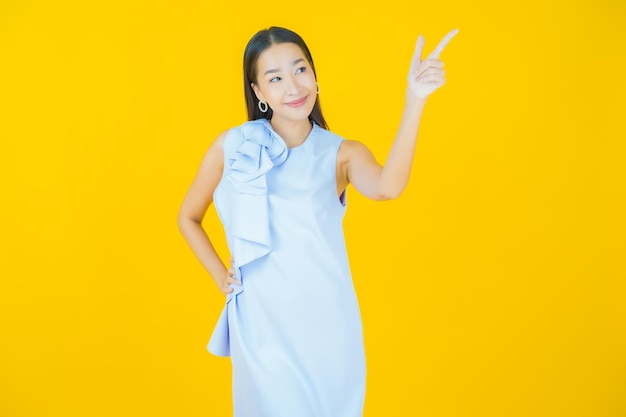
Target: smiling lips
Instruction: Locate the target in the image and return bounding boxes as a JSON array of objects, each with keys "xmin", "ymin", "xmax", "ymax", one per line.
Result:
[{"xmin": 285, "ymin": 96, "xmax": 308, "ymax": 108}]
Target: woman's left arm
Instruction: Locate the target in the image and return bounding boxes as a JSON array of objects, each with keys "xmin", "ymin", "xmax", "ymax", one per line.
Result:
[{"xmin": 342, "ymin": 29, "xmax": 459, "ymax": 201}]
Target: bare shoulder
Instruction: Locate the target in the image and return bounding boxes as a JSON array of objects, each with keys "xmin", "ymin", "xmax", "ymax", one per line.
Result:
[
  {"xmin": 215, "ymin": 128, "xmax": 229, "ymax": 141},
  {"xmin": 337, "ymin": 139, "xmax": 371, "ymax": 163},
  {"xmin": 178, "ymin": 129, "xmax": 232, "ymax": 219},
  {"xmin": 337, "ymin": 139, "xmax": 377, "ymax": 165},
  {"xmin": 200, "ymin": 129, "xmax": 230, "ymax": 165},
  {"xmin": 209, "ymin": 129, "xmax": 230, "ymax": 153}
]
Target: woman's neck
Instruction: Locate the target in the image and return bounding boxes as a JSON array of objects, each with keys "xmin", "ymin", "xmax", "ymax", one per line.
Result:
[{"xmin": 269, "ymin": 118, "xmax": 312, "ymax": 148}]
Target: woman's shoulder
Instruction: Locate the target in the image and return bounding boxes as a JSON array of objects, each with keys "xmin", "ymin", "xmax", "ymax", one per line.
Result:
[
  {"xmin": 208, "ymin": 128, "xmax": 231, "ymax": 151},
  {"xmin": 314, "ymin": 126, "xmax": 368, "ymax": 160},
  {"xmin": 218, "ymin": 123, "xmax": 247, "ymax": 155},
  {"xmin": 315, "ymin": 124, "xmax": 348, "ymax": 145},
  {"xmin": 224, "ymin": 119, "xmax": 267, "ymax": 142},
  {"xmin": 336, "ymin": 138, "xmax": 372, "ymax": 165}
]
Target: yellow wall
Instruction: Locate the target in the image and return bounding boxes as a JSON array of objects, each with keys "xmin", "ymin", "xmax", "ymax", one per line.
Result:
[{"xmin": 1, "ymin": 1, "xmax": 625, "ymax": 416}]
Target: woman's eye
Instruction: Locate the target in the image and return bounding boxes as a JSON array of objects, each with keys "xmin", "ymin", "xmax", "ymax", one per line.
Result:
[
  {"xmin": 296, "ymin": 67, "xmax": 306, "ymax": 74},
  {"xmin": 270, "ymin": 77, "xmax": 280, "ymax": 83}
]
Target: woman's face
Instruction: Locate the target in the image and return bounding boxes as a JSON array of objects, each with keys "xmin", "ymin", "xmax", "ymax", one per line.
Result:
[{"xmin": 252, "ymin": 42, "xmax": 317, "ymax": 124}]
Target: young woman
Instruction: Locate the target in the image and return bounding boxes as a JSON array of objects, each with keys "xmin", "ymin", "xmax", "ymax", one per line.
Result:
[{"xmin": 178, "ymin": 26, "xmax": 457, "ymax": 417}]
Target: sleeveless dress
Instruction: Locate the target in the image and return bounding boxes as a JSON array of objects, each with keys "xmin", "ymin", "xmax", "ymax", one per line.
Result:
[{"xmin": 210, "ymin": 118, "xmax": 366, "ymax": 417}]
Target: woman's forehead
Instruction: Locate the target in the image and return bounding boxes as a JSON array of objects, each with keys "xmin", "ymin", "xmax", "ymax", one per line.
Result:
[{"xmin": 257, "ymin": 43, "xmax": 307, "ymax": 68}]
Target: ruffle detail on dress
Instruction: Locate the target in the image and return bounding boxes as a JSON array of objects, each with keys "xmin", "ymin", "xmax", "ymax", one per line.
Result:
[
  {"xmin": 226, "ymin": 119, "xmax": 289, "ymax": 195},
  {"xmin": 208, "ymin": 119, "xmax": 289, "ymax": 356},
  {"xmin": 224, "ymin": 119, "xmax": 288, "ymax": 272}
]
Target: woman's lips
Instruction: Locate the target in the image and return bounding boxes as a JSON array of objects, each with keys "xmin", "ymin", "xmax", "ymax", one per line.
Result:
[{"xmin": 285, "ymin": 96, "xmax": 308, "ymax": 108}]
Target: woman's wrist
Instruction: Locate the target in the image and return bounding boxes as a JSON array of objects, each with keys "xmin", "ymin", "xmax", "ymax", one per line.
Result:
[
  {"xmin": 405, "ymin": 89, "xmax": 427, "ymax": 105},
  {"xmin": 404, "ymin": 90, "xmax": 428, "ymax": 111}
]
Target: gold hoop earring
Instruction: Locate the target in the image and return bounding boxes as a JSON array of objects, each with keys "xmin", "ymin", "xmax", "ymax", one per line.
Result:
[
  {"xmin": 258, "ymin": 100, "xmax": 268, "ymax": 113},
  {"xmin": 316, "ymin": 82, "xmax": 320, "ymax": 94}
]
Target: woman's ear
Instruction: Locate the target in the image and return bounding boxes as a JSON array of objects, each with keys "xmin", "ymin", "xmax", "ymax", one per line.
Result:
[{"xmin": 251, "ymin": 83, "xmax": 264, "ymax": 102}]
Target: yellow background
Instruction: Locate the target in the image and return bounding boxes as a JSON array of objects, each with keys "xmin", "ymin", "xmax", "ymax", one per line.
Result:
[{"xmin": 1, "ymin": 0, "xmax": 625, "ymax": 416}]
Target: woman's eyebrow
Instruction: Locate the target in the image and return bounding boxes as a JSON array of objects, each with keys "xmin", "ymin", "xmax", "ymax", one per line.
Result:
[{"xmin": 264, "ymin": 58, "xmax": 305, "ymax": 76}]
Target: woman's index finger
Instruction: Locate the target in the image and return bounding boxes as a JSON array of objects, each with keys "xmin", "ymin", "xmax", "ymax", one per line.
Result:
[{"xmin": 426, "ymin": 29, "xmax": 459, "ymax": 60}]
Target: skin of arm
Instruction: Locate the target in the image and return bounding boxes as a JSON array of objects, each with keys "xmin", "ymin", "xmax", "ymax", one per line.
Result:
[
  {"xmin": 337, "ymin": 95, "xmax": 427, "ymax": 201},
  {"xmin": 177, "ymin": 130, "xmax": 238, "ymax": 294},
  {"xmin": 337, "ymin": 30, "xmax": 458, "ymax": 201}
]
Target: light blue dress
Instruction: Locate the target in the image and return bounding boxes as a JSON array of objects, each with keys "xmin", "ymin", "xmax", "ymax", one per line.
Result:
[{"xmin": 210, "ymin": 118, "xmax": 366, "ymax": 417}]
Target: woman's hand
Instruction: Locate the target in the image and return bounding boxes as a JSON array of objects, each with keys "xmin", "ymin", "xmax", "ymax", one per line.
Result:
[
  {"xmin": 220, "ymin": 256, "xmax": 241, "ymax": 295},
  {"xmin": 407, "ymin": 29, "xmax": 459, "ymax": 100}
]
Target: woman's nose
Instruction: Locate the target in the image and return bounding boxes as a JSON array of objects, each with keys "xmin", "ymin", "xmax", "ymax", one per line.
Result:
[{"xmin": 284, "ymin": 75, "xmax": 298, "ymax": 94}]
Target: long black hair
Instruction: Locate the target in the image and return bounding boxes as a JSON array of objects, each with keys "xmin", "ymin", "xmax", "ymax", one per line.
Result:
[{"xmin": 243, "ymin": 26, "xmax": 328, "ymax": 130}]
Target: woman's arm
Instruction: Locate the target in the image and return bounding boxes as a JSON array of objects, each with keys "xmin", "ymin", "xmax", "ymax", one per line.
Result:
[
  {"xmin": 177, "ymin": 130, "xmax": 239, "ymax": 295},
  {"xmin": 338, "ymin": 29, "xmax": 459, "ymax": 201}
]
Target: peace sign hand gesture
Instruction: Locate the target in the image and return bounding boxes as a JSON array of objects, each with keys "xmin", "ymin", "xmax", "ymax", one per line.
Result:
[{"xmin": 408, "ymin": 29, "xmax": 459, "ymax": 100}]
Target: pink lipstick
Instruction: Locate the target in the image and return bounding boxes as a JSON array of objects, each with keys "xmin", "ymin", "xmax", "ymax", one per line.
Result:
[{"xmin": 285, "ymin": 96, "xmax": 308, "ymax": 108}]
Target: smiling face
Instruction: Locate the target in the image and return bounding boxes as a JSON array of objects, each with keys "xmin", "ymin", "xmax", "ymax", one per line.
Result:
[{"xmin": 251, "ymin": 42, "xmax": 318, "ymax": 125}]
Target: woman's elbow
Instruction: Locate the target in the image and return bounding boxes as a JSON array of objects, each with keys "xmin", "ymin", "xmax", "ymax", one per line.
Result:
[
  {"xmin": 177, "ymin": 209, "xmax": 199, "ymax": 233},
  {"xmin": 176, "ymin": 211, "xmax": 188, "ymax": 234},
  {"xmin": 377, "ymin": 185, "xmax": 405, "ymax": 200}
]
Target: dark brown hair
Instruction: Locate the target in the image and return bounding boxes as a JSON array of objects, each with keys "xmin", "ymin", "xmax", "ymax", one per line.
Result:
[{"xmin": 243, "ymin": 26, "xmax": 328, "ymax": 130}]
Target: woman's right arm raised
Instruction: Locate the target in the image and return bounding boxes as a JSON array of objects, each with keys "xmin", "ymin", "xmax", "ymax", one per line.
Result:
[{"xmin": 177, "ymin": 130, "xmax": 239, "ymax": 295}]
